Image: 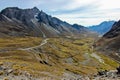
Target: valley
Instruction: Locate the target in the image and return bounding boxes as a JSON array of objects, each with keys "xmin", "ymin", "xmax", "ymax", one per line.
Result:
[
  {"xmin": 0, "ymin": 37, "xmax": 118, "ymax": 80},
  {"xmin": 0, "ymin": 6, "xmax": 119, "ymax": 80}
]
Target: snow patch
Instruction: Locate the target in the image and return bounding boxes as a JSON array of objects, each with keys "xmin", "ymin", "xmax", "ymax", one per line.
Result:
[{"xmin": 34, "ymin": 13, "xmax": 39, "ymax": 21}]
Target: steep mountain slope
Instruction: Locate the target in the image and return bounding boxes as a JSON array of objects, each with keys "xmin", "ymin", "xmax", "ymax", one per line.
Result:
[
  {"xmin": 96, "ymin": 20, "xmax": 120, "ymax": 61},
  {"xmin": 103, "ymin": 20, "xmax": 120, "ymax": 38},
  {"xmin": 89, "ymin": 21, "xmax": 115, "ymax": 35},
  {"xmin": 0, "ymin": 7, "xmax": 93, "ymax": 38}
]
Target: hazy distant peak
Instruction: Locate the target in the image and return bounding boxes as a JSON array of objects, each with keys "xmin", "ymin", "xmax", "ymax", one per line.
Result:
[{"xmin": 89, "ymin": 21, "xmax": 115, "ymax": 35}]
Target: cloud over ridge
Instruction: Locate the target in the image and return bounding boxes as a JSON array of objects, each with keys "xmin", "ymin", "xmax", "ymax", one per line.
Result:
[{"xmin": 0, "ymin": 0, "xmax": 120, "ymax": 26}]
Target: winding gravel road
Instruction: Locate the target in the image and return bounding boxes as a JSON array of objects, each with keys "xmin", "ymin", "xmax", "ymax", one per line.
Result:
[{"xmin": 20, "ymin": 38, "xmax": 49, "ymax": 51}]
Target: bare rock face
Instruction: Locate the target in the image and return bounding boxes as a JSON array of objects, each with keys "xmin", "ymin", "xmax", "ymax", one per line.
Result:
[
  {"xmin": 0, "ymin": 7, "xmax": 41, "ymax": 37},
  {"xmin": 1, "ymin": 7, "xmax": 40, "ymax": 21}
]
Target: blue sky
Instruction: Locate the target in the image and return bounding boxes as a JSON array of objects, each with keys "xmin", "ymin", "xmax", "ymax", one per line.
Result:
[{"xmin": 0, "ymin": 0, "xmax": 120, "ymax": 26}]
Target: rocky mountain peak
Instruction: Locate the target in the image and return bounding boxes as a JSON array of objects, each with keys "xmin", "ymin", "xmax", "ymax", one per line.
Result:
[
  {"xmin": 31, "ymin": 7, "xmax": 40, "ymax": 14},
  {"xmin": 0, "ymin": 7, "xmax": 21, "ymax": 19},
  {"xmin": 0, "ymin": 7, "xmax": 40, "ymax": 19}
]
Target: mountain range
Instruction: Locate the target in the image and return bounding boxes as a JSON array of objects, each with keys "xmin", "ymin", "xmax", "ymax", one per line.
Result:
[
  {"xmin": 0, "ymin": 7, "xmax": 95, "ymax": 38},
  {"xmin": 89, "ymin": 21, "xmax": 115, "ymax": 35}
]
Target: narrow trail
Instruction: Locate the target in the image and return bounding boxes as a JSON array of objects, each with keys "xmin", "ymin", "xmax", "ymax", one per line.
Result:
[{"xmin": 20, "ymin": 39, "xmax": 48, "ymax": 51}]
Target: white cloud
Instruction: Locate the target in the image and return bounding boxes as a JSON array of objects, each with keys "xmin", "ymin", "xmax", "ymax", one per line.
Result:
[
  {"xmin": 53, "ymin": 9, "xmax": 120, "ymax": 26},
  {"xmin": 49, "ymin": 0, "xmax": 120, "ymax": 26},
  {"xmin": 62, "ymin": 0, "xmax": 97, "ymax": 10},
  {"xmin": 99, "ymin": 0, "xmax": 120, "ymax": 9}
]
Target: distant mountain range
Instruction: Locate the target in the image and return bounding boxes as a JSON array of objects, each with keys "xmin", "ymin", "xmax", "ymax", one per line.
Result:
[
  {"xmin": 0, "ymin": 7, "xmax": 96, "ymax": 38},
  {"xmin": 89, "ymin": 21, "xmax": 115, "ymax": 35}
]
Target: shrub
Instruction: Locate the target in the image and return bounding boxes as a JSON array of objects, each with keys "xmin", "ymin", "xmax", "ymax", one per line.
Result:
[
  {"xmin": 3, "ymin": 77, "xmax": 9, "ymax": 80},
  {"xmin": 0, "ymin": 71, "xmax": 4, "ymax": 75}
]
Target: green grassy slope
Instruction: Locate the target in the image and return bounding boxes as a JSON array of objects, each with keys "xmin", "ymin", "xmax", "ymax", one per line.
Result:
[{"xmin": 0, "ymin": 37, "xmax": 118, "ymax": 79}]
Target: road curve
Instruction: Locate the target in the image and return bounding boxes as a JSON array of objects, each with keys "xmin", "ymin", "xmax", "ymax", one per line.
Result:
[{"xmin": 19, "ymin": 39, "xmax": 49, "ymax": 51}]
